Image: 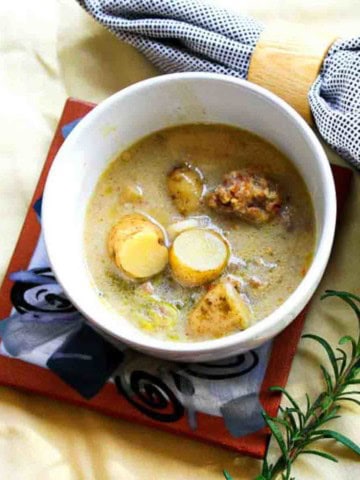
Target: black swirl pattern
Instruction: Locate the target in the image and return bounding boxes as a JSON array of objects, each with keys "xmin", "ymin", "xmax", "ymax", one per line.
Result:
[
  {"xmin": 10, "ymin": 267, "xmax": 75, "ymax": 314},
  {"xmin": 184, "ymin": 351, "xmax": 259, "ymax": 380},
  {"xmin": 115, "ymin": 370, "xmax": 184, "ymax": 422}
]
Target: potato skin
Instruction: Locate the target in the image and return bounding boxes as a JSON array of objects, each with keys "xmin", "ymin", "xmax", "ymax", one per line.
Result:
[
  {"xmin": 108, "ymin": 213, "xmax": 167, "ymax": 278},
  {"xmin": 169, "ymin": 251, "xmax": 220, "ymax": 287},
  {"xmin": 167, "ymin": 165, "xmax": 204, "ymax": 215},
  {"xmin": 187, "ymin": 279, "xmax": 252, "ymax": 338},
  {"xmin": 108, "ymin": 213, "xmax": 160, "ymax": 256}
]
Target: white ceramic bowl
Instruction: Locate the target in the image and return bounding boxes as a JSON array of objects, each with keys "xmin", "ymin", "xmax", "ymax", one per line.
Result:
[{"xmin": 42, "ymin": 73, "xmax": 336, "ymax": 362}]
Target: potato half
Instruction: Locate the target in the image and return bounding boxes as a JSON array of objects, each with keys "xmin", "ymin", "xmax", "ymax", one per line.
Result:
[
  {"xmin": 169, "ymin": 228, "xmax": 229, "ymax": 287},
  {"xmin": 167, "ymin": 165, "xmax": 204, "ymax": 215},
  {"xmin": 108, "ymin": 213, "xmax": 168, "ymax": 279},
  {"xmin": 187, "ymin": 279, "xmax": 252, "ymax": 338}
]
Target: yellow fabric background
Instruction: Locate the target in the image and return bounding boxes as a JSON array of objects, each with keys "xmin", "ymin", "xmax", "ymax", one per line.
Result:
[{"xmin": 0, "ymin": 0, "xmax": 359, "ymax": 478}]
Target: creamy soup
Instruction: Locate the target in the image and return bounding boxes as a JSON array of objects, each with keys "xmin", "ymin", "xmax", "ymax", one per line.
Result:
[{"xmin": 84, "ymin": 124, "xmax": 315, "ymax": 342}]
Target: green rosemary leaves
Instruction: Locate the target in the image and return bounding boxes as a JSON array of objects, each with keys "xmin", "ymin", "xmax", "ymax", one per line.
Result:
[{"xmin": 224, "ymin": 290, "xmax": 360, "ymax": 480}]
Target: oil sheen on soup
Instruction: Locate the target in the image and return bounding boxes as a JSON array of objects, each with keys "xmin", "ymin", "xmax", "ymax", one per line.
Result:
[{"xmin": 84, "ymin": 124, "xmax": 315, "ymax": 342}]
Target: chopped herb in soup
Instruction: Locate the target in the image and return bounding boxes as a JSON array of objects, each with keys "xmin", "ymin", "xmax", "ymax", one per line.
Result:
[{"xmin": 84, "ymin": 124, "xmax": 315, "ymax": 341}]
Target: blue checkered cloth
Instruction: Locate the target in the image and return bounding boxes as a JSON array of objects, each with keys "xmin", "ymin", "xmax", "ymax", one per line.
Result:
[{"xmin": 77, "ymin": 0, "xmax": 360, "ymax": 169}]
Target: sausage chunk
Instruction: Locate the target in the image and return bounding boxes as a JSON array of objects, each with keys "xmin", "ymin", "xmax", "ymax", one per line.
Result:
[{"xmin": 206, "ymin": 168, "xmax": 281, "ymax": 224}]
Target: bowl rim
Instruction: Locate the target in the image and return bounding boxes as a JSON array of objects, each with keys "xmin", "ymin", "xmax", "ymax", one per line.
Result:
[{"xmin": 42, "ymin": 72, "xmax": 336, "ymax": 357}]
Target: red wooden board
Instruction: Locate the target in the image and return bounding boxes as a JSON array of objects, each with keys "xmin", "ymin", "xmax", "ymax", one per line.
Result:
[{"xmin": 0, "ymin": 98, "xmax": 353, "ymax": 458}]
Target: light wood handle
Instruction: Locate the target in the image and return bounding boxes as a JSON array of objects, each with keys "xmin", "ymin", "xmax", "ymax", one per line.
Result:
[{"xmin": 248, "ymin": 23, "xmax": 337, "ymax": 124}]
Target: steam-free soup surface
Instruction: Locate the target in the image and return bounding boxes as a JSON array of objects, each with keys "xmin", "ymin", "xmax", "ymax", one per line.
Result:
[{"xmin": 84, "ymin": 124, "xmax": 315, "ymax": 341}]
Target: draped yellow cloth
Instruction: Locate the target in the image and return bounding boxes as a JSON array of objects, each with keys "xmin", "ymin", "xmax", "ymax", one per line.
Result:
[{"xmin": 0, "ymin": 1, "xmax": 359, "ymax": 478}]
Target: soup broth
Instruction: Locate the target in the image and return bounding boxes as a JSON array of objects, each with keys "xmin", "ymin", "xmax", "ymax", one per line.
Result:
[{"xmin": 85, "ymin": 124, "xmax": 315, "ymax": 341}]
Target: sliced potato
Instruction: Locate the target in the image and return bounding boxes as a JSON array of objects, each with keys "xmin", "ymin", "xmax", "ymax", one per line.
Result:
[
  {"xmin": 108, "ymin": 213, "xmax": 168, "ymax": 279},
  {"xmin": 169, "ymin": 228, "xmax": 229, "ymax": 287},
  {"xmin": 167, "ymin": 165, "xmax": 204, "ymax": 215},
  {"xmin": 187, "ymin": 279, "xmax": 252, "ymax": 338},
  {"xmin": 120, "ymin": 229, "xmax": 168, "ymax": 278}
]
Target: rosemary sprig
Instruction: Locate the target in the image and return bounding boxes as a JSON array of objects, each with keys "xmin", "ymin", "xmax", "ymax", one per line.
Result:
[{"xmin": 224, "ymin": 290, "xmax": 360, "ymax": 480}]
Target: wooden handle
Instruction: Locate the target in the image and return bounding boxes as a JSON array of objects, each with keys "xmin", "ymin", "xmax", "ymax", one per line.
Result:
[{"xmin": 248, "ymin": 23, "xmax": 337, "ymax": 124}]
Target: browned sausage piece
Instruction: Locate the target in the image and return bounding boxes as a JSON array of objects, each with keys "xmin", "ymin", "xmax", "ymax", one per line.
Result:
[{"xmin": 206, "ymin": 168, "xmax": 281, "ymax": 224}]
